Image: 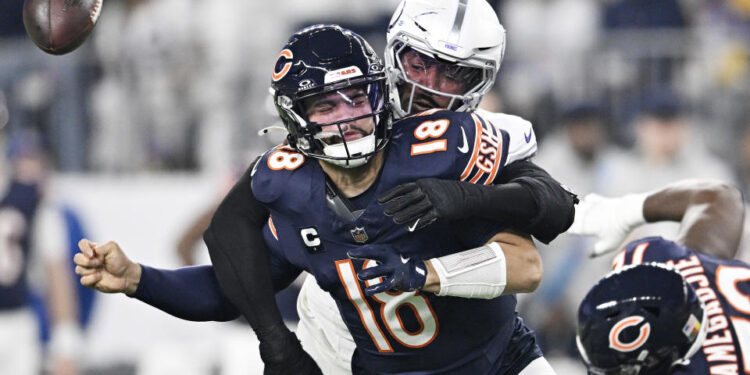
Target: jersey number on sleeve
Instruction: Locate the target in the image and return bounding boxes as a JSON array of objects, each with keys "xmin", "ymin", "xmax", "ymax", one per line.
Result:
[
  {"xmin": 267, "ymin": 148, "xmax": 305, "ymax": 171},
  {"xmin": 411, "ymin": 119, "xmax": 449, "ymax": 156},
  {"xmin": 336, "ymin": 259, "xmax": 438, "ymax": 352}
]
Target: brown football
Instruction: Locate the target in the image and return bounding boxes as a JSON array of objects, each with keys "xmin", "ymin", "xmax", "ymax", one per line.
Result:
[{"xmin": 23, "ymin": 0, "xmax": 103, "ymax": 55}]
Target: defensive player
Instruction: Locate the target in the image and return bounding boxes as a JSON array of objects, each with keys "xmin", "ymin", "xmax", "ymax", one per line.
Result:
[
  {"xmin": 75, "ymin": 25, "xmax": 557, "ymax": 374},
  {"xmin": 570, "ymin": 180, "xmax": 749, "ymax": 374}
]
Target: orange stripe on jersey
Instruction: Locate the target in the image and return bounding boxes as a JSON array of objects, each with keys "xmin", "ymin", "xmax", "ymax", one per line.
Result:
[
  {"xmin": 459, "ymin": 114, "xmax": 484, "ymax": 181},
  {"xmin": 268, "ymin": 217, "xmax": 278, "ymax": 240},
  {"xmin": 485, "ymin": 130, "xmax": 504, "ymax": 185},
  {"xmin": 632, "ymin": 243, "xmax": 649, "ymax": 265}
]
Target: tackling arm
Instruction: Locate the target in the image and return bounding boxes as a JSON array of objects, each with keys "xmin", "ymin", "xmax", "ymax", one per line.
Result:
[
  {"xmin": 644, "ymin": 179, "xmax": 744, "ymax": 259},
  {"xmin": 204, "ymin": 162, "xmax": 321, "ymax": 375},
  {"xmin": 570, "ymin": 179, "xmax": 744, "ymax": 259},
  {"xmin": 379, "ymin": 160, "xmax": 577, "ymax": 244}
]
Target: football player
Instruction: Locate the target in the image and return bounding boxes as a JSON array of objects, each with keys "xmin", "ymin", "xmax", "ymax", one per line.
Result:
[
  {"xmin": 75, "ymin": 24, "xmax": 558, "ymax": 374},
  {"xmin": 570, "ymin": 179, "xmax": 749, "ymax": 374},
  {"xmin": 0, "ymin": 136, "xmax": 82, "ymax": 375},
  {"xmin": 293, "ymin": 1, "xmax": 574, "ymax": 372}
]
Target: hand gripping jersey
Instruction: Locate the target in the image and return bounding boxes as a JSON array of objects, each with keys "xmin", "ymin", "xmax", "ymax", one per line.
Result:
[
  {"xmin": 613, "ymin": 237, "xmax": 750, "ymax": 375},
  {"xmin": 0, "ymin": 181, "xmax": 40, "ymax": 310},
  {"xmin": 252, "ymin": 110, "xmax": 541, "ymax": 374}
]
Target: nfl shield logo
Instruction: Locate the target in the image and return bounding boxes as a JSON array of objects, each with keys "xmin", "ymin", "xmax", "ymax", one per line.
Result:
[{"xmin": 350, "ymin": 226, "xmax": 368, "ymax": 243}]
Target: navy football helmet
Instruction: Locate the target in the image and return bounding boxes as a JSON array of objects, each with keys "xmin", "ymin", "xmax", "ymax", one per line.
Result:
[
  {"xmin": 270, "ymin": 24, "xmax": 390, "ymax": 168},
  {"xmin": 577, "ymin": 263, "xmax": 707, "ymax": 375}
]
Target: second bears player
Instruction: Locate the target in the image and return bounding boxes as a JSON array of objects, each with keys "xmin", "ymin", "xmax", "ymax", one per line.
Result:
[{"xmin": 571, "ymin": 180, "xmax": 749, "ymax": 374}]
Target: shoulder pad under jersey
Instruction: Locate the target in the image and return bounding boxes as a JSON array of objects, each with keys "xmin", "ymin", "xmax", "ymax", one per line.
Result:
[
  {"xmin": 390, "ymin": 109, "xmax": 510, "ymax": 185},
  {"xmin": 251, "ymin": 145, "xmax": 311, "ymax": 204},
  {"xmin": 475, "ymin": 108, "xmax": 537, "ymax": 164}
]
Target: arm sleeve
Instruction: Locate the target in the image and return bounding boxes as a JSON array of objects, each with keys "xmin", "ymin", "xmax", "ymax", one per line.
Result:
[
  {"xmin": 484, "ymin": 159, "xmax": 578, "ymax": 244},
  {"xmin": 130, "ymin": 265, "xmax": 240, "ymax": 321},
  {"xmin": 203, "ymin": 160, "xmax": 292, "ymax": 335}
]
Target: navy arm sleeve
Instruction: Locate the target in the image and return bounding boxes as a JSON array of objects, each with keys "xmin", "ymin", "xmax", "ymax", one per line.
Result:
[
  {"xmin": 130, "ymin": 264, "xmax": 240, "ymax": 321},
  {"xmin": 202, "ymin": 160, "xmax": 288, "ymax": 336}
]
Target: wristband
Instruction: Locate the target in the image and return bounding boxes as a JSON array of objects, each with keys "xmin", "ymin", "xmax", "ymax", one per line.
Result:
[{"xmin": 431, "ymin": 242, "xmax": 506, "ymax": 299}]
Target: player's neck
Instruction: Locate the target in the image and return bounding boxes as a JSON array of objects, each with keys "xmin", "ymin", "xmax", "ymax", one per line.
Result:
[{"xmin": 319, "ymin": 152, "xmax": 384, "ymax": 198}]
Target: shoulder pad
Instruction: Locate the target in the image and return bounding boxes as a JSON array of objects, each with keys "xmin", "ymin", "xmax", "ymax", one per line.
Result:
[
  {"xmin": 251, "ymin": 145, "xmax": 309, "ymax": 204},
  {"xmin": 390, "ymin": 110, "xmax": 510, "ymax": 185},
  {"xmin": 474, "ymin": 109, "xmax": 537, "ymax": 164}
]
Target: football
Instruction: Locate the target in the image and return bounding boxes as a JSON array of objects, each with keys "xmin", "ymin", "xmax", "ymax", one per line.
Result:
[{"xmin": 23, "ymin": 0, "xmax": 103, "ymax": 55}]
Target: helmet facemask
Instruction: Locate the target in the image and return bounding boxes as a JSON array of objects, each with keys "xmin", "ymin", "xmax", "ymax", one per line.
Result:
[
  {"xmin": 386, "ymin": 39, "xmax": 496, "ymax": 117},
  {"xmin": 277, "ymin": 79, "xmax": 390, "ymax": 168}
]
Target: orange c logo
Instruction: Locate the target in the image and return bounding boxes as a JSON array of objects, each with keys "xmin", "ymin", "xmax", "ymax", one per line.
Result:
[
  {"xmin": 609, "ymin": 316, "xmax": 651, "ymax": 352},
  {"xmin": 272, "ymin": 49, "xmax": 293, "ymax": 82}
]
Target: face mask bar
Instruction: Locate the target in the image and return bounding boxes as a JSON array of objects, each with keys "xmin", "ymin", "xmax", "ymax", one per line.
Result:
[
  {"xmin": 389, "ymin": 38, "xmax": 495, "ymax": 114},
  {"xmin": 283, "ymin": 81, "xmax": 390, "ymax": 165}
]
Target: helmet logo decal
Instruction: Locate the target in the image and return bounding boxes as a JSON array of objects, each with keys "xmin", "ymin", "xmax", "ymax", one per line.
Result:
[
  {"xmin": 324, "ymin": 66, "xmax": 363, "ymax": 84},
  {"xmin": 272, "ymin": 49, "xmax": 294, "ymax": 82},
  {"xmin": 609, "ymin": 316, "xmax": 651, "ymax": 352}
]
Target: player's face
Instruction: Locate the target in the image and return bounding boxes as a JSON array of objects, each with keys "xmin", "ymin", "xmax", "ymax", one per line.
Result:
[
  {"xmin": 397, "ymin": 48, "xmax": 474, "ymax": 113},
  {"xmin": 304, "ymin": 87, "xmax": 375, "ymax": 145}
]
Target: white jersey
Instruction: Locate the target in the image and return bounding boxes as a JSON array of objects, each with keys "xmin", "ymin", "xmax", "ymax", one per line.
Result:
[
  {"xmin": 475, "ymin": 109, "xmax": 538, "ymax": 165},
  {"xmin": 294, "ymin": 111, "xmax": 542, "ymax": 374}
]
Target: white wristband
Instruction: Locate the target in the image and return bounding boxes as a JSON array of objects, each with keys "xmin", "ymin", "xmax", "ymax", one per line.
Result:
[{"xmin": 431, "ymin": 242, "xmax": 507, "ymax": 299}]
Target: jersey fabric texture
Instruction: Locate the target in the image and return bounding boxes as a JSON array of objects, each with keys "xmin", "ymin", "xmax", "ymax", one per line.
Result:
[{"xmin": 252, "ymin": 110, "xmax": 541, "ymax": 374}]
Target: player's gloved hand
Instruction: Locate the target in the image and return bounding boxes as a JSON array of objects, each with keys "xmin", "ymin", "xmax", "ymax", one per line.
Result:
[
  {"xmin": 378, "ymin": 178, "xmax": 473, "ymax": 231},
  {"xmin": 568, "ymin": 193, "xmax": 647, "ymax": 257},
  {"xmin": 257, "ymin": 322, "xmax": 322, "ymax": 375},
  {"xmin": 348, "ymin": 244, "xmax": 427, "ymax": 296}
]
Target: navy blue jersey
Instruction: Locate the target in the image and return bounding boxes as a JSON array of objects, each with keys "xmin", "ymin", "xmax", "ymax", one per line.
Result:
[
  {"xmin": 252, "ymin": 110, "xmax": 539, "ymax": 374},
  {"xmin": 0, "ymin": 181, "xmax": 40, "ymax": 309},
  {"xmin": 613, "ymin": 237, "xmax": 750, "ymax": 374}
]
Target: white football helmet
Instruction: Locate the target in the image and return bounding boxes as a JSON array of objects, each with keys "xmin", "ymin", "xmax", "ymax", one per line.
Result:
[{"xmin": 385, "ymin": 0, "xmax": 506, "ymax": 118}]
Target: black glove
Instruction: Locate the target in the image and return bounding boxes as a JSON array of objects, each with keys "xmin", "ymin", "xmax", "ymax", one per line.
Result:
[
  {"xmin": 348, "ymin": 244, "xmax": 427, "ymax": 296},
  {"xmin": 257, "ymin": 323, "xmax": 322, "ymax": 375},
  {"xmin": 378, "ymin": 178, "xmax": 475, "ymax": 231}
]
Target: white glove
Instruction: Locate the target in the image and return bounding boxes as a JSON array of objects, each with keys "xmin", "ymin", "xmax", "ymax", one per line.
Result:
[{"xmin": 569, "ymin": 193, "xmax": 648, "ymax": 257}]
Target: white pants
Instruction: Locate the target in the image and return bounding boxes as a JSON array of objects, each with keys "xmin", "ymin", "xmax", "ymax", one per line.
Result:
[
  {"xmin": 296, "ymin": 275, "xmax": 354, "ymax": 375},
  {"xmin": 295, "ymin": 276, "xmax": 557, "ymax": 375},
  {"xmin": 0, "ymin": 308, "xmax": 41, "ymax": 375}
]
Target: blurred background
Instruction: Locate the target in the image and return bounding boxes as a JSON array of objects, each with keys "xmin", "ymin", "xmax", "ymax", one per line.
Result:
[{"xmin": 1, "ymin": 0, "xmax": 750, "ymax": 373}]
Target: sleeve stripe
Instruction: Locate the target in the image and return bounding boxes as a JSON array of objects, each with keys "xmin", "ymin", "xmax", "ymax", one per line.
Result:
[
  {"xmin": 485, "ymin": 129, "xmax": 505, "ymax": 184},
  {"xmin": 459, "ymin": 114, "xmax": 485, "ymax": 181},
  {"xmin": 268, "ymin": 216, "xmax": 279, "ymax": 240},
  {"xmin": 461, "ymin": 114, "xmax": 506, "ymax": 185}
]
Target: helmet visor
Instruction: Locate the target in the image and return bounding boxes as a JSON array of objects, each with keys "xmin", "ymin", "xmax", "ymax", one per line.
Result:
[{"xmin": 393, "ymin": 43, "xmax": 491, "ymax": 113}]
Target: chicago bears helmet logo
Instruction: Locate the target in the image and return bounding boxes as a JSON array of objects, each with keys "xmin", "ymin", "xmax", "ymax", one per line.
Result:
[
  {"xmin": 272, "ymin": 49, "xmax": 293, "ymax": 82},
  {"xmin": 609, "ymin": 316, "xmax": 651, "ymax": 352}
]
